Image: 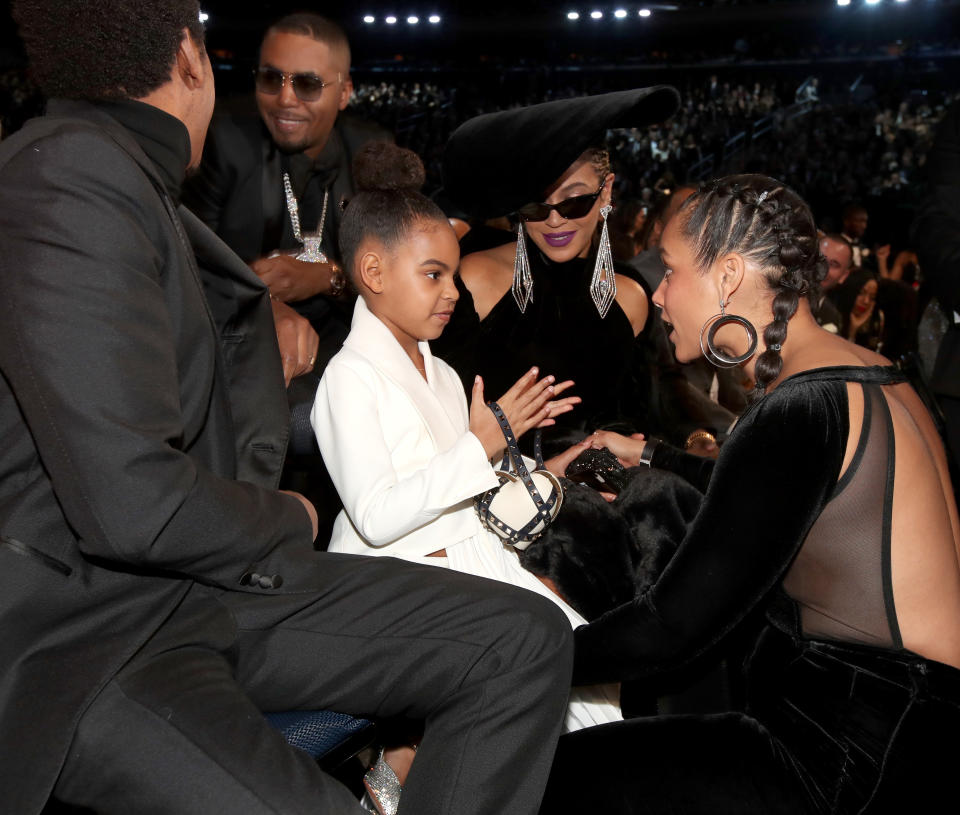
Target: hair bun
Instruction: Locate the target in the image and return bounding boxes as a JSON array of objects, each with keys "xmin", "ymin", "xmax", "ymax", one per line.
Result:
[{"xmin": 353, "ymin": 142, "xmax": 426, "ymax": 193}]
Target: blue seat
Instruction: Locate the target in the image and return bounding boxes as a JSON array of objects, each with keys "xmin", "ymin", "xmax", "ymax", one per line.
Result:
[{"xmin": 265, "ymin": 709, "xmax": 376, "ymax": 769}]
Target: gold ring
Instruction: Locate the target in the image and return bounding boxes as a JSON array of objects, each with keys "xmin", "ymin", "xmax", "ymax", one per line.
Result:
[{"xmin": 308, "ymin": 355, "xmax": 316, "ymax": 366}]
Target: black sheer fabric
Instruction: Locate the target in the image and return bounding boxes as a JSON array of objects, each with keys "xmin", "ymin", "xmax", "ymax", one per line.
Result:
[{"xmin": 783, "ymin": 383, "xmax": 901, "ymax": 649}]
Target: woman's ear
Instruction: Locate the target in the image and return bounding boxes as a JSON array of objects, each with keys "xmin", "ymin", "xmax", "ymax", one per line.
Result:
[
  {"xmin": 717, "ymin": 252, "xmax": 746, "ymax": 305},
  {"xmin": 601, "ymin": 172, "xmax": 615, "ymax": 207},
  {"xmin": 357, "ymin": 250, "xmax": 385, "ymax": 294}
]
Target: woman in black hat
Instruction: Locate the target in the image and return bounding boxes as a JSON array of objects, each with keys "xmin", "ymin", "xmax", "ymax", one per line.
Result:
[
  {"xmin": 538, "ymin": 174, "xmax": 960, "ymax": 813},
  {"xmin": 434, "ymin": 87, "xmax": 683, "ymax": 450},
  {"xmin": 434, "ymin": 88, "xmax": 720, "ymax": 625}
]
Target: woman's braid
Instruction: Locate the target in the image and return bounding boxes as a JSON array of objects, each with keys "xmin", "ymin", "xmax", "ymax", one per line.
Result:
[{"xmin": 679, "ymin": 174, "xmax": 826, "ymax": 394}]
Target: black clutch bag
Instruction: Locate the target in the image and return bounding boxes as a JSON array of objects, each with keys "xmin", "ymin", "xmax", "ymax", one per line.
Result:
[{"xmin": 565, "ymin": 447, "xmax": 629, "ymax": 494}]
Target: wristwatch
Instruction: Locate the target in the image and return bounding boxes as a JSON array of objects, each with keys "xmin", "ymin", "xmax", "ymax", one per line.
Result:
[
  {"xmin": 637, "ymin": 438, "xmax": 658, "ymax": 466},
  {"xmin": 328, "ymin": 263, "xmax": 347, "ymax": 297}
]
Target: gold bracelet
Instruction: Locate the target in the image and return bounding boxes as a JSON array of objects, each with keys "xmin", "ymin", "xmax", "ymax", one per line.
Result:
[
  {"xmin": 684, "ymin": 430, "xmax": 716, "ymax": 450},
  {"xmin": 328, "ymin": 264, "xmax": 346, "ymax": 297}
]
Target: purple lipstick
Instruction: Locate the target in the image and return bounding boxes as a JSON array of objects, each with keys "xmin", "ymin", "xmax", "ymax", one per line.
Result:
[{"xmin": 543, "ymin": 231, "xmax": 575, "ymax": 248}]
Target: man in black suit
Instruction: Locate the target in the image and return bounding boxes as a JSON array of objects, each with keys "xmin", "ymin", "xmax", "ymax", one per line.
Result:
[
  {"xmin": 184, "ymin": 13, "xmax": 390, "ymax": 345},
  {"xmin": 184, "ymin": 13, "xmax": 392, "ymax": 538},
  {"xmin": 0, "ymin": 3, "xmax": 573, "ymax": 813}
]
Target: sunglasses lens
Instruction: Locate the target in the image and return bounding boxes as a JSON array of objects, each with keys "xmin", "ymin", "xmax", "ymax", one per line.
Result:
[
  {"xmin": 255, "ymin": 68, "xmax": 283, "ymax": 94},
  {"xmin": 555, "ymin": 194, "xmax": 598, "ymax": 219},
  {"xmin": 518, "ymin": 203, "xmax": 551, "ymax": 222},
  {"xmin": 519, "ymin": 192, "xmax": 600, "ymax": 222},
  {"xmin": 292, "ymin": 75, "xmax": 326, "ymax": 101}
]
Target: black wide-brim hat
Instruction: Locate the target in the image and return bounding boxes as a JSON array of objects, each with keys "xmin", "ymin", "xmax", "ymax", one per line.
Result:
[{"xmin": 441, "ymin": 86, "xmax": 680, "ymax": 219}]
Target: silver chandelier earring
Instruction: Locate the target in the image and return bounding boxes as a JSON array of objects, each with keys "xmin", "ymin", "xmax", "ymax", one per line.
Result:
[
  {"xmin": 699, "ymin": 299, "xmax": 759, "ymax": 367},
  {"xmin": 512, "ymin": 221, "xmax": 534, "ymax": 313},
  {"xmin": 590, "ymin": 204, "xmax": 617, "ymax": 318}
]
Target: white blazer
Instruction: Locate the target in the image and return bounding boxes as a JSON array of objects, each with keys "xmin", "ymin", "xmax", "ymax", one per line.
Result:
[{"xmin": 312, "ymin": 298, "xmax": 500, "ymax": 559}]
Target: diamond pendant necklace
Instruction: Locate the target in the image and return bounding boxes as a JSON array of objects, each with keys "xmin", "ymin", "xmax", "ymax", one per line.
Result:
[{"xmin": 283, "ymin": 172, "xmax": 329, "ymax": 263}]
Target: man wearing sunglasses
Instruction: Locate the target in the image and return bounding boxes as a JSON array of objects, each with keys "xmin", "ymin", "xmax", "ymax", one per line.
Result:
[
  {"xmin": 184, "ymin": 12, "xmax": 392, "ymax": 542},
  {"xmin": 184, "ymin": 12, "xmax": 390, "ymax": 340}
]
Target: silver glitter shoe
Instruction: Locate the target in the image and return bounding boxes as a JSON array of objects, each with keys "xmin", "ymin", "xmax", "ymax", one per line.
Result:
[{"xmin": 362, "ymin": 748, "xmax": 401, "ymax": 815}]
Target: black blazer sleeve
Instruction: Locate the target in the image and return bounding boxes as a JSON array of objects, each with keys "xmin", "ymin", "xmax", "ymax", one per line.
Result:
[{"xmin": 0, "ymin": 124, "xmax": 312, "ymax": 585}]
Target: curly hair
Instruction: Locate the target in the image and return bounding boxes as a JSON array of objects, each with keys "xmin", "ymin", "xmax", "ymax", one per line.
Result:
[
  {"xmin": 12, "ymin": 0, "xmax": 204, "ymax": 101},
  {"xmin": 338, "ymin": 142, "xmax": 448, "ymax": 280},
  {"xmin": 677, "ymin": 174, "xmax": 827, "ymax": 394}
]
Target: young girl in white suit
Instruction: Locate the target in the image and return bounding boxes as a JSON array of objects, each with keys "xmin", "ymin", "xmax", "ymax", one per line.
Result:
[{"xmin": 311, "ymin": 143, "xmax": 620, "ymax": 812}]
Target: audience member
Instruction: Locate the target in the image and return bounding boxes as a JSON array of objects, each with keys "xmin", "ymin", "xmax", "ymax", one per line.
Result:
[
  {"xmin": 810, "ymin": 232, "xmax": 851, "ymax": 332},
  {"xmin": 835, "ymin": 268, "xmax": 886, "ymax": 352},
  {"xmin": 0, "ymin": 3, "xmax": 574, "ymax": 813},
  {"xmin": 840, "ymin": 202, "xmax": 870, "ymax": 268}
]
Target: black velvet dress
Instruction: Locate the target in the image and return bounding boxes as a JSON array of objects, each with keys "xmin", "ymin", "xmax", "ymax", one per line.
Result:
[{"xmin": 539, "ymin": 365, "xmax": 960, "ymax": 814}]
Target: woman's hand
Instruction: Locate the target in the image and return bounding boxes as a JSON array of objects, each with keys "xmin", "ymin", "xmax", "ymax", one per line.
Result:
[
  {"xmin": 468, "ymin": 368, "xmax": 580, "ymax": 460},
  {"xmin": 848, "ymin": 302, "xmax": 875, "ymax": 338},
  {"xmin": 543, "ymin": 438, "xmax": 592, "ymax": 478},
  {"xmin": 589, "ymin": 430, "xmax": 647, "ymax": 468}
]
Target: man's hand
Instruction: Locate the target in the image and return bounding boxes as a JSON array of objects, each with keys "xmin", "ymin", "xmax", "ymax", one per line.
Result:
[
  {"xmin": 251, "ymin": 254, "xmax": 337, "ymax": 302},
  {"xmin": 270, "ymin": 298, "xmax": 320, "ymax": 385},
  {"xmin": 280, "ymin": 490, "xmax": 319, "ymax": 541}
]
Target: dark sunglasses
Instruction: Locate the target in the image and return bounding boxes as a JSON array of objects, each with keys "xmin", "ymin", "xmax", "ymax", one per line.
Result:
[
  {"xmin": 254, "ymin": 67, "xmax": 340, "ymax": 102},
  {"xmin": 517, "ymin": 184, "xmax": 605, "ymax": 222}
]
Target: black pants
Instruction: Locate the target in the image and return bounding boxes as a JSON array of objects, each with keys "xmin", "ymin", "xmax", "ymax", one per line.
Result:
[
  {"xmin": 54, "ymin": 556, "xmax": 573, "ymax": 814},
  {"xmin": 540, "ymin": 627, "xmax": 960, "ymax": 814}
]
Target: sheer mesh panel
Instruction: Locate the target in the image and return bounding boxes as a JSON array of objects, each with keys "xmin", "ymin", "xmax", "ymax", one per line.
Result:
[{"xmin": 783, "ymin": 384, "xmax": 901, "ymax": 649}]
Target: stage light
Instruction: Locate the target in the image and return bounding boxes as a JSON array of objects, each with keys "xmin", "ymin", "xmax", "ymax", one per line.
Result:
[
  {"xmin": 614, "ymin": 8, "xmax": 628, "ymax": 18},
  {"xmin": 428, "ymin": 14, "xmax": 441, "ymax": 23},
  {"xmin": 590, "ymin": 10, "xmax": 603, "ymax": 19},
  {"xmin": 638, "ymin": 8, "xmax": 652, "ymax": 17},
  {"xmin": 385, "ymin": 15, "xmax": 397, "ymax": 23},
  {"xmin": 865, "ymin": 0, "xmax": 881, "ymax": 5},
  {"xmin": 567, "ymin": 11, "xmax": 580, "ymax": 19},
  {"xmin": 363, "ymin": 15, "xmax": 375, "ymax": 23},
  {"xmin": 407, "ymin": 15, "xmax": 419, "ymax": 23},
  {"xmin": 199, "ymin": 10, "xmax": 209, "ymax": 22},
  {"xmin": 836, "ymin": 0, "xmax": 851, "ymax": 5}
]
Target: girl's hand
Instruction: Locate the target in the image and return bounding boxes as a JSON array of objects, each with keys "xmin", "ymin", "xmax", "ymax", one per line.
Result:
[
  {"xmin": 590, "ymin": 430, "xmax": 647, "ymax": 468},
  {"xmin": 543, "ymin": 438, "xmax": 592, "ymax": 478},
  {"xmin": 469, "ymin": 368, "xmax": 580, "ymax": 460}
]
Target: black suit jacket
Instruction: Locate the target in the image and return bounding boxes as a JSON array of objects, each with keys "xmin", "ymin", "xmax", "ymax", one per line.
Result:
[
  {"xmin": 0, "ymin": 101, "xmax": 317, "ymax": 813},
  {"xmin": 183, "ymin": 105, "xmax": 392, "ymax": 263}
]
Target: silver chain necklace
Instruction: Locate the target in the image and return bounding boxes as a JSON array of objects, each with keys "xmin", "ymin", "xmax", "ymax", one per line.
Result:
[{"xmin": 283, "ymin": 171, "xmax": 329, "ymax": 263}]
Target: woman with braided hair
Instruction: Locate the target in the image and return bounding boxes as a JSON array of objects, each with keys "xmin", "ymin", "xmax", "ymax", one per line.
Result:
[{"xmin": 540, "ymin": 174, "xmax": 960, "ymax": 813}]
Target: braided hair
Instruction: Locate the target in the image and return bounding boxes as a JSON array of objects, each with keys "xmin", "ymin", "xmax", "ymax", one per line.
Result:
[{"xmin": 677, "ymin": 174, "xmax": 826, "ymax": 393}]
